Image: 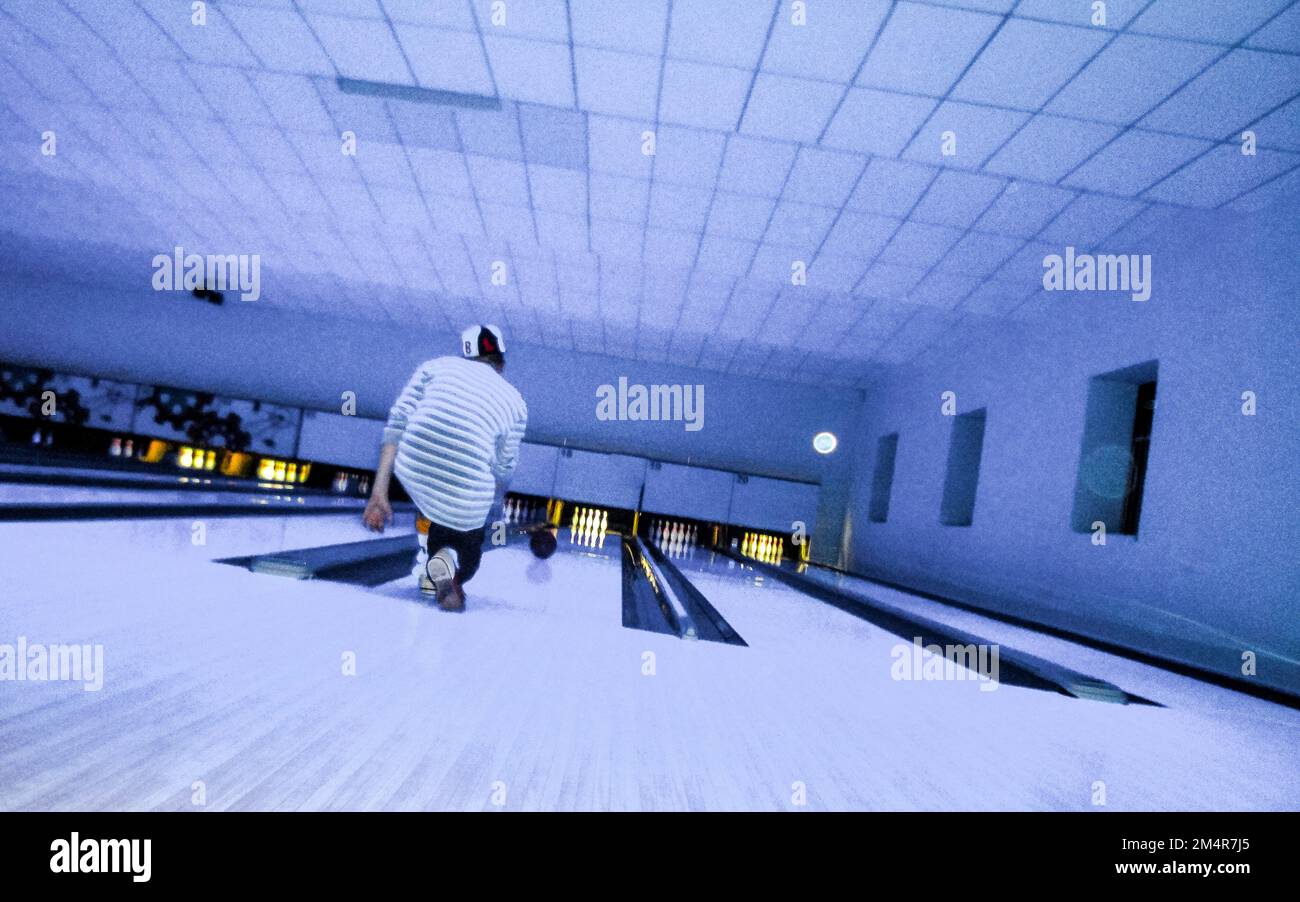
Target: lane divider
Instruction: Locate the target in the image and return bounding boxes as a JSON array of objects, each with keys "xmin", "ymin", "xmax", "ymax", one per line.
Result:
[
  {"xmin": 712, "ymin": 545, "xmax": 1140, "ymax": 704},
  {"xmin": 634, "ymin": 536, "xmax": 696, "ymax": 640}
]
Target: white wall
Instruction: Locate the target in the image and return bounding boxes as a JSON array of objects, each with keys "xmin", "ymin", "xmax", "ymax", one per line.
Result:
[{"xmin": 843, "ymin": 201, "xmax": 1300, "ymax": 694}]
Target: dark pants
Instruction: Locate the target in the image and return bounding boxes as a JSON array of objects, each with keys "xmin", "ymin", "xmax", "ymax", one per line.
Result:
[{"xmin": 424, "ymin": 520, "xmax": 485, "ymax": 585}]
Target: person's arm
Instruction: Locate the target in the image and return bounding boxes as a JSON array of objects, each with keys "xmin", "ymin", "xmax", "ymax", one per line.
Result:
[
  {"xmin": 362, "ymin": 442, "xmax": 398, "ymax": 532},
  {"xmin": 363, "ymin": 363, "xmax": 431, "ymax": 532},
  {"xmin": 490, "ymin": 399, "xmax": 528, "ymax": 481}
]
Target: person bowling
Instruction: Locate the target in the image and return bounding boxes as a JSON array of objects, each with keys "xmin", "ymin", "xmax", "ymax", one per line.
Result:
[{"xmin": 363, "ymin": 325, "xmax": 528, "ymax": 611}]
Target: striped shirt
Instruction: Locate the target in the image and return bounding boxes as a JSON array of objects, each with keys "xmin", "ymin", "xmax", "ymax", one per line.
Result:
[{"xmin": 383, "ymin": 356, "xmax": 528, "ymax": 532}]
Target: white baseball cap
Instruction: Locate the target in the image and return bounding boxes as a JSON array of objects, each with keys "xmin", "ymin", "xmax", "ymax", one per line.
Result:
[{"xmin": 460, "ymin": 324, "xmax": 506, "ymax": 358}]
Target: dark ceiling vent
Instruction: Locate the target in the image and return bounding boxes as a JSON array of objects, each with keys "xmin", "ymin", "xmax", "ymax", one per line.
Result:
[
  {"xmin": 191, "ymin": 287, "xmax": 224, "ymax": 306},
  {"xmin": 336, "ymin": 76, "xmax": 501, "ymax": 110}
]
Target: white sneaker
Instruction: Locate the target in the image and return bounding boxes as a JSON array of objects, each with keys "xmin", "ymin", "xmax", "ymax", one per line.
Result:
[{"xmin": 421, "ymin": 547, "xmax": 457, "ymax": 598}]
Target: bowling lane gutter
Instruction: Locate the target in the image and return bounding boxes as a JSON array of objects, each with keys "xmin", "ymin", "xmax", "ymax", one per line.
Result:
[
  {"xmin": 797, "ymin": 558, "xmax": 1300, "ymax": 711},
  {"xmin": 642, "ymin": 538, "xmax": 747, "ymax": 646},
  {"xmin": 220, "ymin": 534, "xmax": 418, "ymax": 584},
  {"xmin": 710, "ymin": 547, "xmax": 1145, "ymax": 705},
  {"xmin": 621, "ymin": 536, "xmax": 691, "ymax": 639},
  {"xmin": 225, "ymin": 519, "xmax": 541, "ymax": 586}
]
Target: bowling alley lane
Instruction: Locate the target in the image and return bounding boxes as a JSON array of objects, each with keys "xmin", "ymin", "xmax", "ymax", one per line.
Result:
[
  {"xmin": 2, "ymin": 499, "xmax": 1298, "ymax": 811},
  {"xmin": 779, "ymin": 560, "xmax": 1300, "ymax": 737}
]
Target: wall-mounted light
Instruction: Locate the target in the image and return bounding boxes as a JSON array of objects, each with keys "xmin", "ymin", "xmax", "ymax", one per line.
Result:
[{"xmin": 813, "ymin": 431, "xmax": 838, "ymax": 455}]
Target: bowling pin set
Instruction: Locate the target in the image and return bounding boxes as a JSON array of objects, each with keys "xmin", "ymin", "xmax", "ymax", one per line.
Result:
[
  {"xmin": 741, "ymin": 532, "xmax": 783, "ymax": 564},
  {"xmin": 647, "ymin": 518, "xmax": 698, "ymax": 558},
  {"xmin": 568, "ymin": 506, "xmax": 609, "ymax": 548},
  {"xmin": 107, "ymin": 436, "xmax": 136, "ymax": 457},
  {"xmin": 503, "ymin": 497, "xmax": 541, "ymax": 523}
]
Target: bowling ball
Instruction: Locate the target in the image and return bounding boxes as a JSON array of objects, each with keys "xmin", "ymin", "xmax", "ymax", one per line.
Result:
[{"xmin": 529, "ymin": 528, "xmax": 557, "ymax": 560}]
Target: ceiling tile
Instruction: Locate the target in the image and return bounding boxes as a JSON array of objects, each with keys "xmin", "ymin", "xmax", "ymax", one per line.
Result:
[
  {"xmin": 382, "ymin": 0, "xmax": 476, "ymax": 30},
  {"xmin": 739, "ymin": 74, "xmax": 843, "ymax": 143},
  {"xmin": 1047, "ymin": 34, "xmax": 1222, "ymax": 125},
  {"xmin": 696, "ymin": 234, "xmax": 757, "ymax": 276},
  {"xmin": 940, "ymin": 232, "xmax": 1024, "ymax": 277},
  {"xmin": 466, "ymin": 154, "xmax": 530, "ymax": 204},
  {"xmin": 252, "ymin": 72, "xmax": 336, "ymax": 133},
  {"xmin": 1245, "ymin": 1, "xmax": 1300, "ymax": 51},
  {"xmin": 952, "ymin": 18, "xmax": 1109, "ymax": 109},
  {"xmin": 574, "ymin": 47, "xmax": 660, "ymax": 119},
  {"xmin": 972, "ymin": 182, "xmax": 1077, "ymax": 237},
  {"xmin": 908, "ymin": 268, "xmax": 982, "ymax": 309},
  {"xmin": 961, "ymin": 277, "xmax": 1035, "ymax": 316},
  {"xmin": 570, "ymin": 0, "xmax": 669, "ymax": 54},
  {"xmin": 1141, "ymin": 50, "xmax": 1300, "ymax": 139},
  {"xmin": 589, "ymin": 173, "xmax": 649, "ymax": 222},
  {"xmin": 1039, "ymin": 194, "xmax": 1145, "ymax": 245},
  {"xmin": 667, "ymin": 0, "xmax": 774, "ymax": 68},
  {"xmin": 782, "ymin": 148, "xmax": 866, "ymax": 207},
  {"xmin": 659, "ymin": 60, "xmax": 752, "ymax": 131},
  {"xmin": 224, "ymin": 5, "xmax": 337, "ymax": 75},
  {"xmin": 875, "ymin": 221, "xmax": 964, "ymax": 268},
  {"xmin": 858, "ymin": 2, "xmax": 1002, "ymax": 95},
  {"xmin": 846, "ymin": 159, "xmax": 938, "ymax": 217},
  {"xmin": 533, "ymin": 210, "xmax": 588, "ymax": 250},
  {"xmin": 653, "ymin": 127, "xmax": 727, "ymax": 187},
  {"xmin": 643, "ymin": 227, "xmax": 700, "ymax": 268},
  {"xmin": 1129, "ymin": 0, "xmax": 1292, "ymax": 44},
  {"xmin": 763, "ymin": 201, "xmax": 837, "ymax": 254},
  {"xmin": 456, "ymin": 106, "xmax": 523, "ymax": 159},
  {"xmin": 717, "ymin": 136, "xmax": 797, "ymax": 196},
  {"xmin": 821, "ymin": 88, "xmax": 937, "ymax": 155},
  {"xmin": 648, "ymin": 182, "xmax": 713, "ymax": 233},
  {"xmin": 761, "ymin": 0, "xmax": 890, "ymax": 83},
  {"xmin": 139, "ymin": 0, "xmax": 262, "ymax": 67},
  {"xmin": 1013, "ymin": 0, "xmax": 1146, "ymax": 28},
  {"xmin": 518, "ymin": 105, "xmax": 587, "ymax": 169},
  {"xmin": 305, "ymin": 13, "xmax": 414, "ymax": 83},
  {"xmin": 902, "ymin": 101, "xmax": 1029, "ymax": 169},
  {"xmin": 1142, "ymin": 144, "xmax": 1300, "ymax": 208},
  {"xmin": 393, "ymin": 23, "xmax": 496, "ymax": 94},
  {"xmin": 1251, "ymin": 96, "xmax": 1300, "ymax": 151},
  {"xmin": 910, "ymin": 170, "xmax": 1007, "ymax": 228},
  {"xmin": 817, "ymin": 211, "xmax": 898, "ymax": 259},
  {"xmin": 1063, "ymin": 129, "xmax": 1212, "ymax": 195},
  {"xmin": 63, "ymin": 0, "xmax": 186, "ymax": 59},
  {"xmin": 528, "ymin": 164, "xmax": 586, "ymax": 217},
  {"xmin": 318, "ymin": 83, "xmax": 399, "ymax": 140},
  {"xmin": 706, "ymin": 192, "xmax": 777, "ymax": 241},
  {"xmin": 470, "ymin": 0, "xmax": 569, "ymax": 42},
  {"xmin": 483, "ymin": 35, "xmax": 574, "ymax": 107},
  {"xmin": 984, "ymin": 114, "xmax": 1120, "ymax": 182}
]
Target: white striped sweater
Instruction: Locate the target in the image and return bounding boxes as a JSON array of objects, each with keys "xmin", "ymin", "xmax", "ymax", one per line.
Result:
[{"xmin": 383, "ymin": 356, "xmax": 528, "ymax": 532}]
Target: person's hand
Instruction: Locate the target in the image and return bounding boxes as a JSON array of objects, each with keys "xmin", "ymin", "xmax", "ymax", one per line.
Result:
[{"xmin": 363, "ymin": 495, "xmax": 392, "ymax": 533}]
